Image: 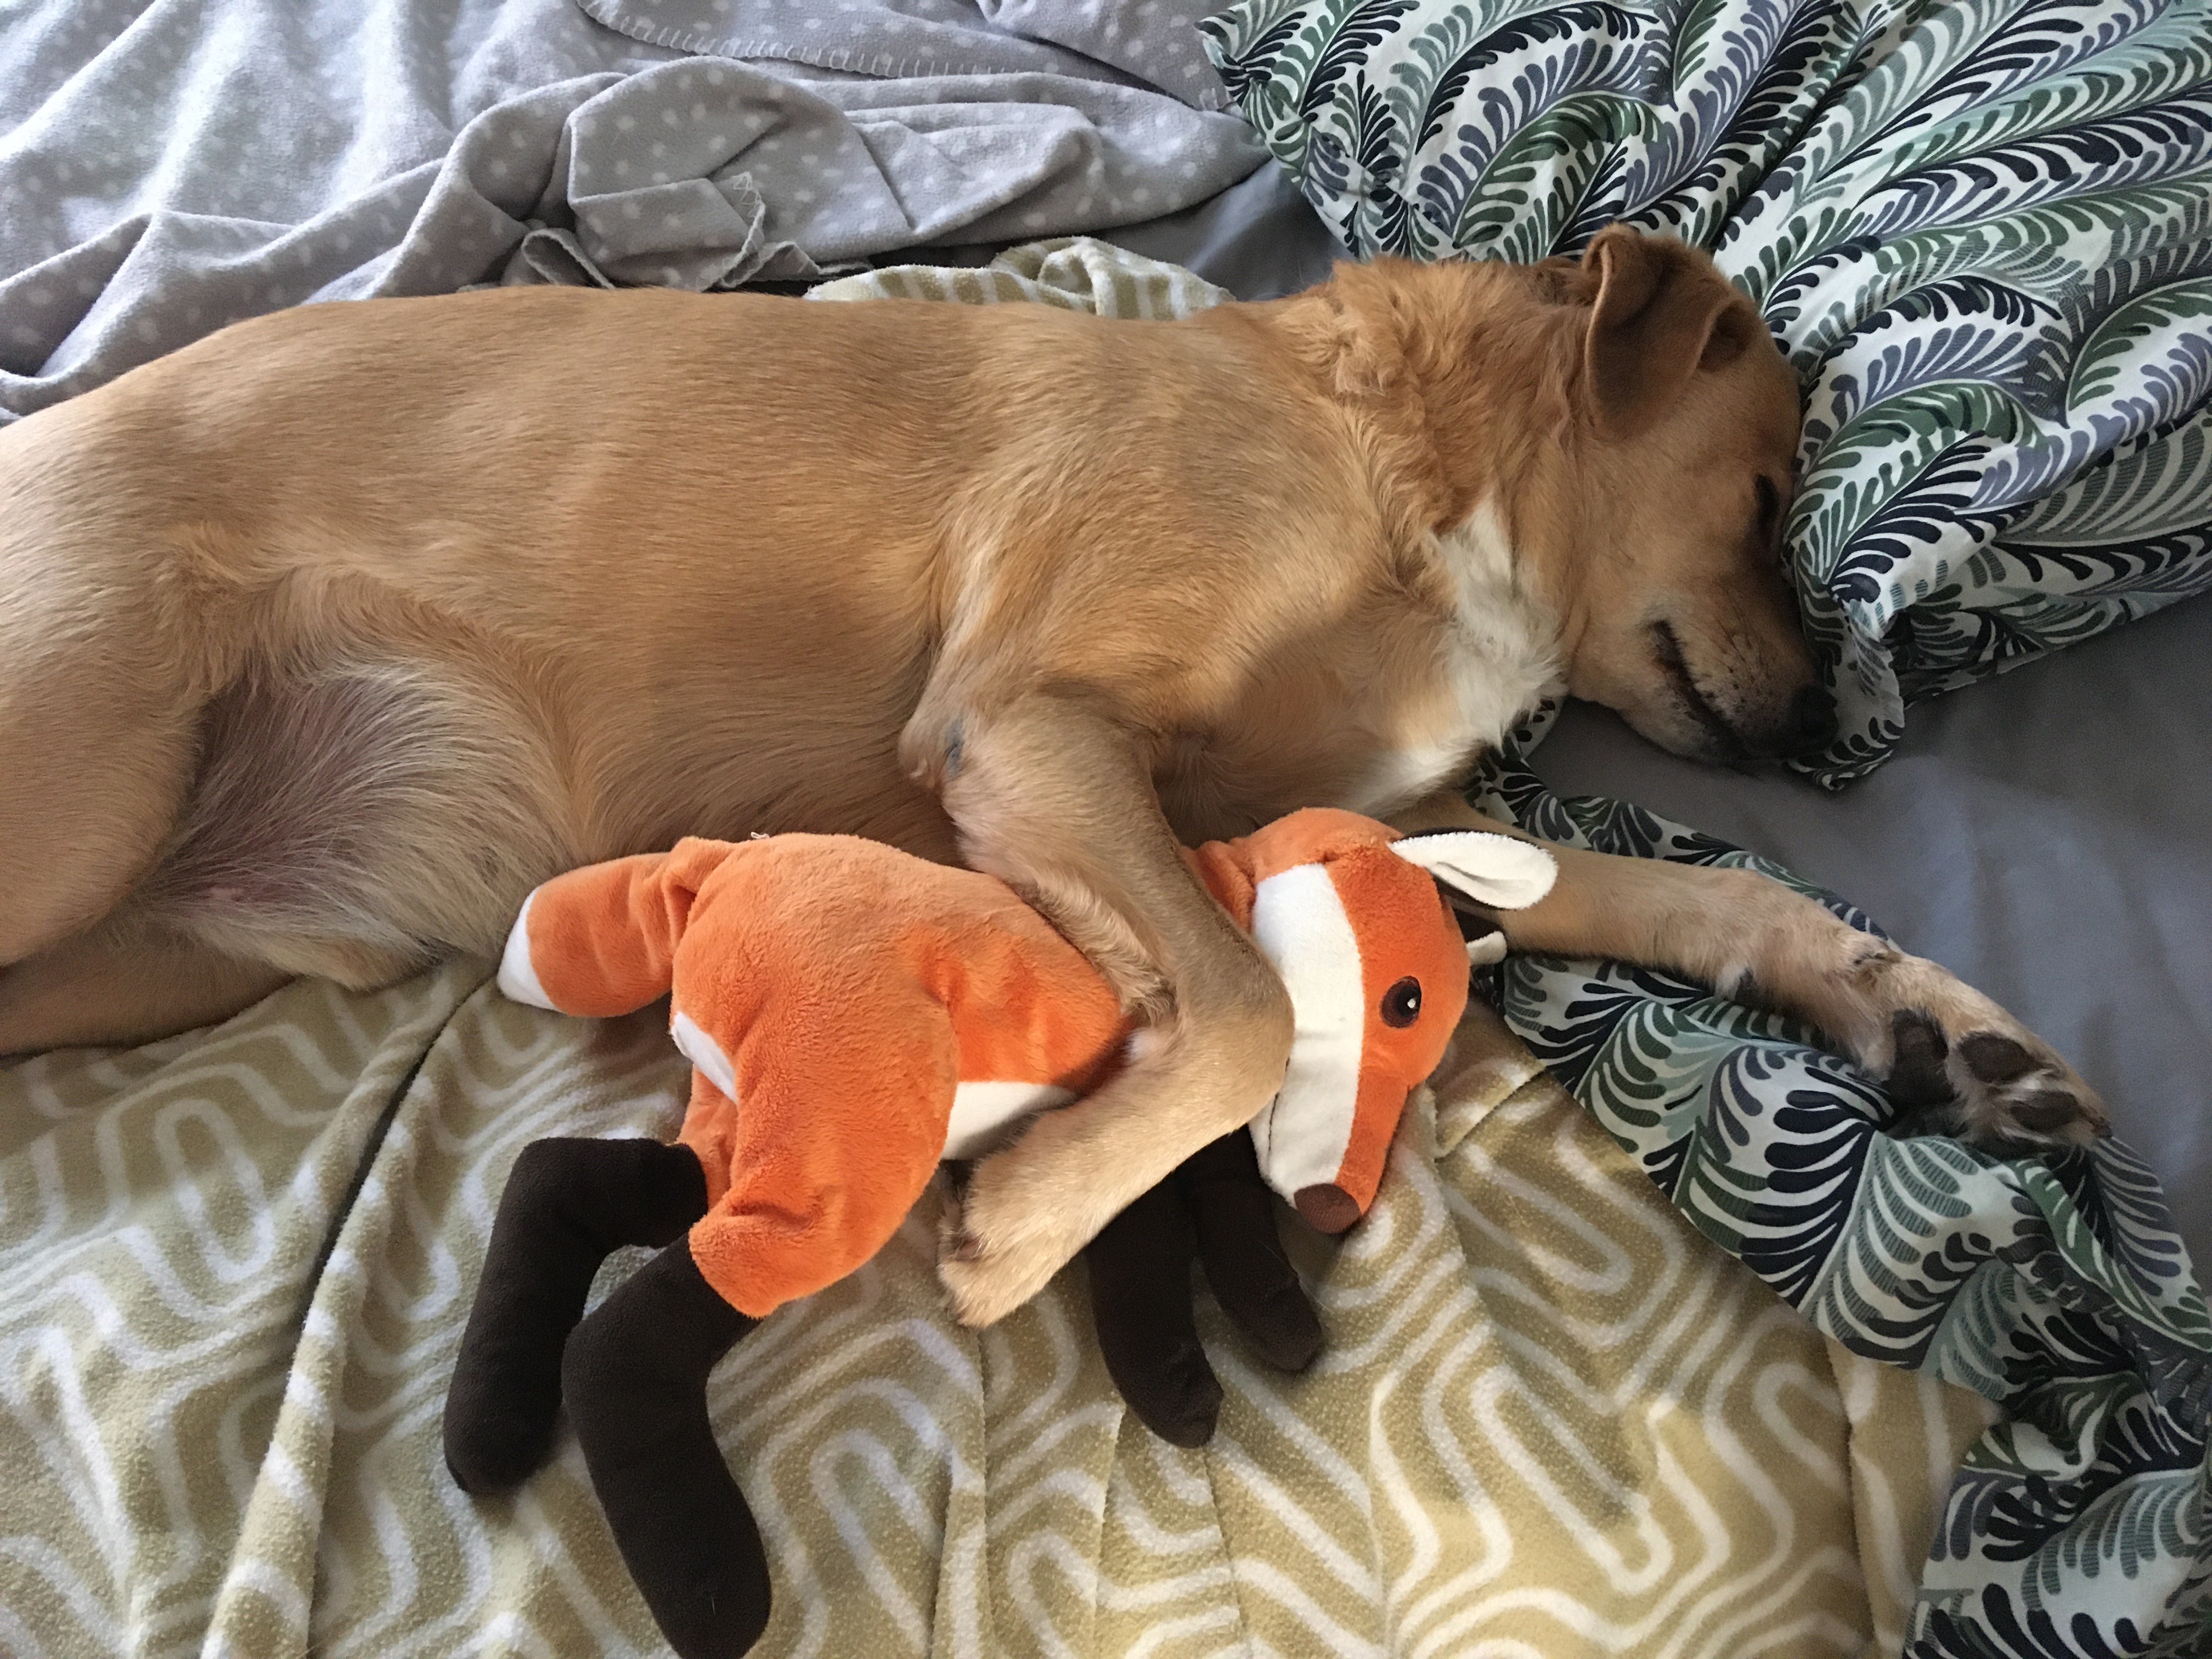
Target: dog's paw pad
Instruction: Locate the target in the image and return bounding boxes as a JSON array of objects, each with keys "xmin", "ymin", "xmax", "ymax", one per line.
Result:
[
  {"xmin": 1885, "ymin": 1009, "xmax": 1954, "ymax": 1108},
  {"xmin": 1957, "ymin": 1025, "xmax": 2107, "ymax": 1150},
  {"xmin": 2011, "ymin": 1088, "xmax": 2087, "ymax": 1136},
  {"xmin": 1882, "ymin": 1010, "xmax": 2107, "ymax": 1153},
  {"xmin": 1957, "ymin": 1032, "xmax": 2035, "ymax": 1085}
]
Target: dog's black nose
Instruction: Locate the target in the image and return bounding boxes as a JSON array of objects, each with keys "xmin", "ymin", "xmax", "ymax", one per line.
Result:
[{"xmin": 1783, "ymin": 684, "xmax": 1837, "ymax": 754}]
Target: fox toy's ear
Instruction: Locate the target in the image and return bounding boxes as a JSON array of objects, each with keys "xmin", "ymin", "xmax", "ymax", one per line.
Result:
[
  {"xmin": 1389, "ymin": 831, "xmax": 1556, "ymax": 911},
  {"xmin": 1456, "ymin": 905, "xmax": 1510, "ymax": 967}
]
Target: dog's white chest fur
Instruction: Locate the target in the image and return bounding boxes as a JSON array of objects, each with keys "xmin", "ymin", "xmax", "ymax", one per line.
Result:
[{"xmin": 1347, "ymin": 501, "xmax": 1561, "ymax": 814}]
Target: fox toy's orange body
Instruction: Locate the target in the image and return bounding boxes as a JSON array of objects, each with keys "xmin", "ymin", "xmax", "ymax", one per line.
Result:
[
  {"xmin": 498, "ymin": 809, "xmax": 1553, "ymax": 1317},
  {"xmin": 460, "ymin": 808, "xmax": 1551, "ymax": 1659}
]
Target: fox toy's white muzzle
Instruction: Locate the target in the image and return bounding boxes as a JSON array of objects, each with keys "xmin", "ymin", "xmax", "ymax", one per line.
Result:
[
  {"xmin": 1245, "ymin": 862, "xmax": 1370, "ymax": 1224},
  {"xmin": 1242, "ymin": 830, "xmax": 1556, "ymax": 1228}
]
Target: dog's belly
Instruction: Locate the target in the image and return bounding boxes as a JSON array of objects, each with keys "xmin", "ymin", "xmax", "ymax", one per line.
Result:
[{"xmin": 136, "ymin": 642, "xmax": 953, "ymax": 977}]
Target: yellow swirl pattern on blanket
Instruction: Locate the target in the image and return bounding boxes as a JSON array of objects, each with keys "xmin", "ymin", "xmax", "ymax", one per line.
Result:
[{"xmin": 0, "ymin": 244, "xmax": 1999, "ymax": 1659}]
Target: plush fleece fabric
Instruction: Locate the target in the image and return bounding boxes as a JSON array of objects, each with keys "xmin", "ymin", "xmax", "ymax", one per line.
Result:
[{"xmin": 497, "ymin": 809, "xmax": 1480, "ymax": 1317}]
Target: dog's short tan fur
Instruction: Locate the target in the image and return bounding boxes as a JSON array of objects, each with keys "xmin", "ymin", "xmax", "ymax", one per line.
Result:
[{"xmin": 0, "ymin": 227, "xmax": 2104, "ymax": 1324}]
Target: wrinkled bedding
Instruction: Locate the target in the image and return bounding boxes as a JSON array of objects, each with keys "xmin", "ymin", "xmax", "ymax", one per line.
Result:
[
  {"xmin": 0, "ymin": 0, "xmax": 1265, "ymax": 421},
  {"xmin": 0, "ymin": 937, "xmax": 1990, "ymax": 1658},
  {"xmin": 1535, "ymin": 594, "xmax": 2212, "ymax": 1286},
  {"xmin": 1471, "ymin": 703, "xmax": 2212, "ymax": 1659}
]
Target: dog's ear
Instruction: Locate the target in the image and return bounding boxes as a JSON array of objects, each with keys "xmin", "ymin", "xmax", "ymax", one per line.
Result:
[{"xmin": 1578, "ymin": 225, "xmax": 1752, "ymax": 440}]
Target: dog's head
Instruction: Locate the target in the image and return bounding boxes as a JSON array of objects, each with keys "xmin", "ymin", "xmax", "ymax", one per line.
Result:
[{"xmin": 1522, "ymin": 227, "xmax": 1827, "ymax": 763}]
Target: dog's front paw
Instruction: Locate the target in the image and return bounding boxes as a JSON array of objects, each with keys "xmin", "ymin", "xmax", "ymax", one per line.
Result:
[
  {"xmin": 1877, "ymin": 992, "xmax": 2108, "ymax": 1154},
  {"xmin": 936, "ymin": 1144, "xmax": 1093, "ymax": 1328}
]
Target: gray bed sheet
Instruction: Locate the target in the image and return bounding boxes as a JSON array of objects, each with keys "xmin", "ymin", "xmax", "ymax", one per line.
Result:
[
  {"xmin": 947, "ymin": 156, "xmax": 1344, "ymax": 296},
  {"xmin": 1109, "ymin": 170, "xmax": 2212, "ymax": 1272},
  {"xmin": 0, "ymin": 0, "xmax": 1267, "ymax": 422},
  {"xmin": 1536, "ymin": 600, "xmax": 2212, "ymax": 1273}
]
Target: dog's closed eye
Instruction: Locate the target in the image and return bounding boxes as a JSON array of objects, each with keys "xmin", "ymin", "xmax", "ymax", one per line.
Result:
[{"xmin": 1754, "ymin": 476, "xmax": 1782, "ymax": 548}]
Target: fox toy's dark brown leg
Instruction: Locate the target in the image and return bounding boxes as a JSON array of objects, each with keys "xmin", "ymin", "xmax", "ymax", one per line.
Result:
[
  {"xmin": 1087, "ymin": 1167, "xmax": 1218, "ymax": 1446},
  {"xmin": 1086, "ymin": 1130, "xmax": 1324, "ymax": 1448},
  {"xmin": 444, "ymin": 1137, "xmax": 708, "ymax": 1494},
  {"xmin": 564, "ymin": 1241, "xmax": 767, "ymax": 1659}
]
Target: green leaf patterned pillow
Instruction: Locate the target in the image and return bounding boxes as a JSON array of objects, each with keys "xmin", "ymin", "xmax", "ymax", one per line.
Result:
[{"xmin": 1198, "ymin": 0, "xmax": 2212, "ymax": 785}]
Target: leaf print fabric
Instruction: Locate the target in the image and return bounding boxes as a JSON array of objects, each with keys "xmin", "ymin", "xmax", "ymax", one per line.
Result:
[
  {"xmin": 1465, "ymin": 707, "xmax": 2212, "ymax": 1657},
  {"xmin": 1199, "ymin": 0, "xmax": 2212, "ymax": 786}
]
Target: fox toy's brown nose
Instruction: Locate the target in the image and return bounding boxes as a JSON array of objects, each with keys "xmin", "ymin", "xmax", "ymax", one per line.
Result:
[{"xmin": 1294, "ymin": 1183, "xmax": 1361, "ymax": 1233}]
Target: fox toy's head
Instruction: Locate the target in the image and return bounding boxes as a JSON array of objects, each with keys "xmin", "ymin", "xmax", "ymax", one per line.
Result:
[{"xmin": 1187, "ymin": 809, "xmax": 1557, "ymax": 1232}]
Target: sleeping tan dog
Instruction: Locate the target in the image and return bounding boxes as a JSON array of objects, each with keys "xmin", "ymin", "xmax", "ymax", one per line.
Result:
[{"xmin": 0, "ymin": 225, "xmax": 2105, "ymax": 1325}]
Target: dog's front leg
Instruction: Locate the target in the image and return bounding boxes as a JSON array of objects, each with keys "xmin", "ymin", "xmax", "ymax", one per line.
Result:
[
  {"xmin": 909, "ymin": 692, "xmax": 1294, "ymax": 1328},
  {"xmin": 1393, "ymin": 791, "xmax": 2108, "ymax": 1151}
]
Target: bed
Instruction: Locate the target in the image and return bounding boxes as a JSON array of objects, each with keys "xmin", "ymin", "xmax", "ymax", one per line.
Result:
[{"xmin": 2, "ymin": 2, "xmax": 2207, "ymax": 1655}]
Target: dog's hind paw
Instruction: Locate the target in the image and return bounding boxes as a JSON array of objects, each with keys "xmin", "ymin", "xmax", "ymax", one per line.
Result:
[
  {"xmin": 1880, "ymin": 1005, "xmax": 2109, "ymax": 1154},
  {"xmin": 934, "ymin": 1152, "xmax": 1088, "ymax": 1328}
]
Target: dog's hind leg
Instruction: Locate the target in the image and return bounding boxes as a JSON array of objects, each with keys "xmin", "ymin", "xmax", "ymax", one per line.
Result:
[
  {"xmin": 0, "ymin": 922, "xmax": 291, "ymax": 1056},
  {"xmin": 0, "ymin": 463, "xmax": 234, "ymax": 969},
  {"xmin": 0, "ymin": 678, "xmax": 203, "ymax": 968}
]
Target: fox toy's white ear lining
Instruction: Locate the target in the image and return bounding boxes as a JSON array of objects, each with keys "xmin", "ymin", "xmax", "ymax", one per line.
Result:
[
  {"xmin": 1389, "ymin": 831, "xmax": 1558, "ymax": 911},
  {"xmin": 1464, "ymin": 930, "xmax": 1509, "ymax": 966}
]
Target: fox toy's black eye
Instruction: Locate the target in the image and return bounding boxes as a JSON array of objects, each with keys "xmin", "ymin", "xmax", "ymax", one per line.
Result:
[{"xmin": 1381, "ymin": 977, "xmax": 1422, "ymax": 1028}]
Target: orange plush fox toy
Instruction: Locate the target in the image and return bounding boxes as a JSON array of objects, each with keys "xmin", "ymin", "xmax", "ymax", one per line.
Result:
[{"xmin": 443, "ymin": 808, "xmax": 1553, "ymax": 1659}]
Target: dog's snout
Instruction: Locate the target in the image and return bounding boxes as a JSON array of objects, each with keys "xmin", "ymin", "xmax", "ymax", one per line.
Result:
[
  {"xmin": 1782, "ymin": 684, "xmax": 1837, "ymax": 756},
  {"xmin": 1737, "ymin": 681, "xmax": 1836, "ymax": 761}
]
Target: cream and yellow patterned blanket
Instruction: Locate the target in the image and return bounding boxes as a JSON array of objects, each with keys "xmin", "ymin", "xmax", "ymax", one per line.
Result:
[
  {"xmin": 1, "ymin": 977, "xmax": 1991, "ymax": 1658},
  {"xmin": 0, "ymin": 244, "xmax": 1997, "ymax": 1658}
]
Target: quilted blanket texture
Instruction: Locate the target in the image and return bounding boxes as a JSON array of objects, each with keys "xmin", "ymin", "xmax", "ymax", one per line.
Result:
[
  {"xmin": 0, "ymin": 0, "xmax": 1266, "ymax": 423},
  {"xmin": 0, "ymin": 962, "xmax": 1987, "ymax": 1658}
]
